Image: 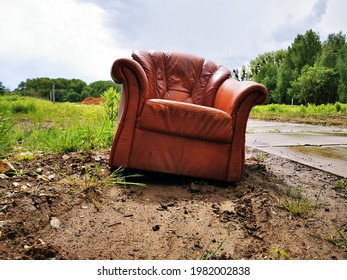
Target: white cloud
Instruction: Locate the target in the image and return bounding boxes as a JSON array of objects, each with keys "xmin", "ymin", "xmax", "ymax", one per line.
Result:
[{"xmin": 0, "ymin": 0, "xmax": 130, "ymax": 89}]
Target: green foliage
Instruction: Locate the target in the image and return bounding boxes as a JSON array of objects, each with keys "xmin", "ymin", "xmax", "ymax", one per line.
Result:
[
  {"xmin": 101, "ymin": 87, "xmax": 120, "ymax": 122},
  {"xmin": 246, "ymin": 29, "xmax": 347, "ymax": 105},
  {"xmin": 250, "ymin": 50, "xmax": 287, "ymax": 103},
  {"xmin": 276, "ymin": 30, "xmax": 322, "ymax": 104},
  {"xmin": 290, "ymin": 65, "xmax": 339, "ymax": 104}
]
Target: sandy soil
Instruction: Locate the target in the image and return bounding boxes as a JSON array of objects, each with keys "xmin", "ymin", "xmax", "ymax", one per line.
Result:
[{"xmin": 0, "ymin": 149, "xmax": 346, "ymax": 260}]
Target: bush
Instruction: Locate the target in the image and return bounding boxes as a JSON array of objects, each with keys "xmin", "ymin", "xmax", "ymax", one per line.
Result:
[{"xmin": 11, "ymin": 101, "xmax": 37, "ymax": 114}]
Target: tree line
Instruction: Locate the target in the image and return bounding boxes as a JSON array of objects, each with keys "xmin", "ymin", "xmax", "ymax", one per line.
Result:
[
  {"xmin": 241, "ymin": 30, "xmax": 347, "ymax": 105},
  {"xmin": 0, "ymin": 78, "xmax": 121, "ymax": 102}
]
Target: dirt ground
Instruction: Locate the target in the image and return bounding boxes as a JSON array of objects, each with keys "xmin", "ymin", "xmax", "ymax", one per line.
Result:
[{"xmin": 0, "ymin": 148, "xmax": 346, "ymax": 260}]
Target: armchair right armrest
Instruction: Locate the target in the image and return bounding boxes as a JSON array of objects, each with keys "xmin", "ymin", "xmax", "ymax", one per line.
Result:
[{"xmin": 213, "ymin": 78, "xmax": 268, "ymax": 117}]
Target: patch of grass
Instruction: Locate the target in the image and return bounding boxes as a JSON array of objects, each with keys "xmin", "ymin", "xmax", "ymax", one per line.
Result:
[
  {"xmin": 332, "ymin": 179, "xmax": 346, "ymax": 189},
  {"xmin": 0, "ymin": 95, "xmax": 116, "ymax": 156},
  {"xmin": 250, "ymin": 103, "xmax": 347, "ymax": 127},
  {"xmin": 281, "ymin": 187, "xmax": 323, "ymax": 217},
  {"xmin": 58, "ymin": 165, "xmax": 145, "ymax": 208},
  {"xmin": 327, "ymin": 225, "xmax": 347, "ymax": 248},
  {"xmin": 110, "ymin": 166, "xmax": 145, "ymax": 187}
]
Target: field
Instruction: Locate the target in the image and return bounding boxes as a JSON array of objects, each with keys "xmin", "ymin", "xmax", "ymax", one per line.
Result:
[
  {"xmin": 0, "ymin": 96, "xmax": 346, "ymax": 260},
  {"xmin": 250, "ymin": 103, "xmax": 347, "ymax": 127}
]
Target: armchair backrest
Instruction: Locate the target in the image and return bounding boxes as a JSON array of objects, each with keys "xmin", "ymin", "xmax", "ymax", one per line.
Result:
[{"xmin": 132, "ymin": 50, "xmax": 231, "ymax": 106}]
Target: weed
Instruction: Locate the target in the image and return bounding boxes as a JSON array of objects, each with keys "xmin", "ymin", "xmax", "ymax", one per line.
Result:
[
  {"xmin": 200, "ymin": 237, "xmax": 227, "ymax": 260},
  {"xmin": 110, "ymin": 166, "xmax": 145, "ymax": 187},
  {"xmin": 101, "ymin": 87, "xmax": 120, "ymax": 123},
  {"xmin": 269, "ymin": 247, "xmax": 291, "ymax": 260},
  {"xmin": 255, "ymin": 150, "xmax": 268, "ymax": 164},
  {"xmin": 17, "ymin": 151, "xmax": 37, "ymax": 161},
  {"xmin": 0, "ymin": 114, "xmax": 12, "ymax": 154},
  {"xmin": 281, "ymin": 187, "xmax": 322, "ymax": 217},
  {"xmin": 327, "ymin": 225, "xmax": 347, "ymax": 248},
  {"xmin": 332, "ymin": 179, "xmax": 346, "ymax": 189}
]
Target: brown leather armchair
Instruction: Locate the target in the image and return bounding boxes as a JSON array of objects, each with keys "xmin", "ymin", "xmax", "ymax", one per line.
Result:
[{"xmin": 109, "ymin": 50, "xmax": 268, "ymax": 182}]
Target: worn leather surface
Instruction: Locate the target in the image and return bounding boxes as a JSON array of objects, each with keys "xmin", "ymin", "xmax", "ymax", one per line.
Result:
[
  {"xmin": 137, "ymin": 99, "xmax": 232, "ymax": 143},
  {"xmin": 109, "ymin": 50, "xmax": 268, "ymax": 182}
]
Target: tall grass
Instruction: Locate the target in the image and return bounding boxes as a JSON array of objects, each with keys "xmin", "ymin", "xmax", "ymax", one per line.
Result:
[
  {"xmin": 0, "ymin": 95, "xmax": 116, "ymax": 157},
  {"xmin": 250, "ymin": 103, "xmax": 347, "ymax": 127}
]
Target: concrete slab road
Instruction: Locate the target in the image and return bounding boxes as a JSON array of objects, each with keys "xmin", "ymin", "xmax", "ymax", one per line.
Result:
[{"xmin": 246, "ymin": 119, "xmax": 347, "ymax": 178}]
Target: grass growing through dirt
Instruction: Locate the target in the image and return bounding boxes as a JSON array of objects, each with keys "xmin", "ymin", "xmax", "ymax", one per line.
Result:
[
  {"xmin": 327, "ymin": 225, "xmax": 347, "ymax": 248},
  {"xmin": 0, "ymin": 95, "xmax": 116, "ymax": 158},
  {"xmin": 281, "ymin": 187, "xmax": 323, "ymax": 217},
  {"xmin": 250, "ymin": 103, "xmax": 347, "ymax": 127}
]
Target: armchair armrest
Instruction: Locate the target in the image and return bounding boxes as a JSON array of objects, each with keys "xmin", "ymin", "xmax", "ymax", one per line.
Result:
[
  {"xmin": 213, "ymin": 79, "xmax": 268, "ymax": 117},
  {"xmin": 111, "ymin": 58, "xmax": 149, "ymax": 97},
  {"xmin": 213, "ymin": 79, "xmax": 268, "ymax": 182}
]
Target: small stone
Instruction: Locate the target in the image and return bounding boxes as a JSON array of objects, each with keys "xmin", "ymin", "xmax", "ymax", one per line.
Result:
[
  {"xmin": 0, "ymin": 159, "xmax": 16, "ymax": 174},
  {"xmin": 47, "ymin": 174, "xmax": 55, "ymax": 181},
  {"xmin": 50, "ymin": 217, "xmax": 61, "ymax": 228},
  {"xmin": 35, "ymin": 167, "xmax": 43, "ymax": 175},
  {"xmin": 62, "ymin": 155, "xmax": 70, "ymax": 160},
  {"xmin": 24, "ymin": 245, "xmax": 31, "ymax": 250},
  {"xmin": 152, "ymin": 225, "xmax": 160, "ymax": 231},
  {"xmin": 38, "ymin": 239, "xmax": 45, "ymax": 245},
  {"xmin": 12, "ymin": 182, "xmax": 20, "ymax": 187}
]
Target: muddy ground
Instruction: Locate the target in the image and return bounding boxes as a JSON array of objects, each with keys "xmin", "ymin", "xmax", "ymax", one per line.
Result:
[{"xmin": 0, "ymin": 149, "xmax": 346, "ymax": 260}]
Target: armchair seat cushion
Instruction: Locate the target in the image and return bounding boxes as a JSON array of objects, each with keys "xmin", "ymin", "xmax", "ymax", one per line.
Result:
[{"xmin": 137, "ymin": 99, "xmax": 233, "ymax": 143}]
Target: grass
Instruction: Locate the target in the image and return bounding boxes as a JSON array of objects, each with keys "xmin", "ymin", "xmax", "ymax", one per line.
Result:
[
  {"xmin": 200, "ymin": 237, "xmax": 227, "ymax": 260},
  {"xmin": 0, "ymin": 95, "xmax": 115, "ymax": 158},
  {"xmin": 281, "ymin": 187, "xmax": 323, "ymax": 217},
  {"xmin": 332, "ymin": 179, "xmax": 346, "ymax": 189},
  {"xmin": 327, "ymin": 225, "xmax": 347, "ymax": 248},
  {"xmin": 250, "ymin": 103, "xmax": 347, "ymax": 127},
  {"xmin": 269, "ymin": 247, "xmax": 291, "ymax": 260}
]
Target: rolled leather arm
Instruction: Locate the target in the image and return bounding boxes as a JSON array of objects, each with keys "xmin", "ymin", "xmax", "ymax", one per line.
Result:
[
  {"xmin": 111, "ymin": 58, "xmax": 149, "ymax": 96},
  {"xmin": 213, "ymin": 79, "xmax": 268, "ymax": 117}
]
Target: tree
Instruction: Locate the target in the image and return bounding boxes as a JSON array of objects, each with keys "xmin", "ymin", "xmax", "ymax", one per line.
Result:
[
  {"xmin": 336, "ymin": 43, "xmax": 347, "ymax": 102},
  {"xmin": 276, "ymin": 30, "xmax": 322, "ymax": 104},
  {"xmin": 250, "ymin": 50, "xmax": 286, "ymax": 103},
  {"xmin": 88, "ymin": 81, "xmax": 119, "ymax": 97},
  {"xmin": 289, "ymin": 65, "xmax": 338, "ymax": 104},
  {"xmin": 0, "ymin": 81, "xmax": 7, "ymax": 95},
  {"xmin": 318, "ymin": 32, "xmax": 346, "ymax": 68},
  {"xmin": 318, "ymin": 32, "xmax": 347, "ymax": 103}
]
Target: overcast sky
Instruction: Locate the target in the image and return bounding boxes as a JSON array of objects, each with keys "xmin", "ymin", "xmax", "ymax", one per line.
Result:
[{"xmin": 0, "ymin": 0, "xmax": 346, "ymax": 90}]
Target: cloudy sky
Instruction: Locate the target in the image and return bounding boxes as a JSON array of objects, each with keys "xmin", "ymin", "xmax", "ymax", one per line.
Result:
[{"xmin": 0, "ymin": 0, "xmax": 346, "ymax": 90}]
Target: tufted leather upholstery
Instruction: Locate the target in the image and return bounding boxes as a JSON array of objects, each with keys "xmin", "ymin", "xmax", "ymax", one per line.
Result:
[{"xmin": 109, "ymin": 50, "xmax": 268, "ymax": 182}]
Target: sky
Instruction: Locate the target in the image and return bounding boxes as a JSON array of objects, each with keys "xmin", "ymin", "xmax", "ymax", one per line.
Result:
[{"xmin": 0, "ymin": 0, "xmax": 346, "ymax": 90}]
